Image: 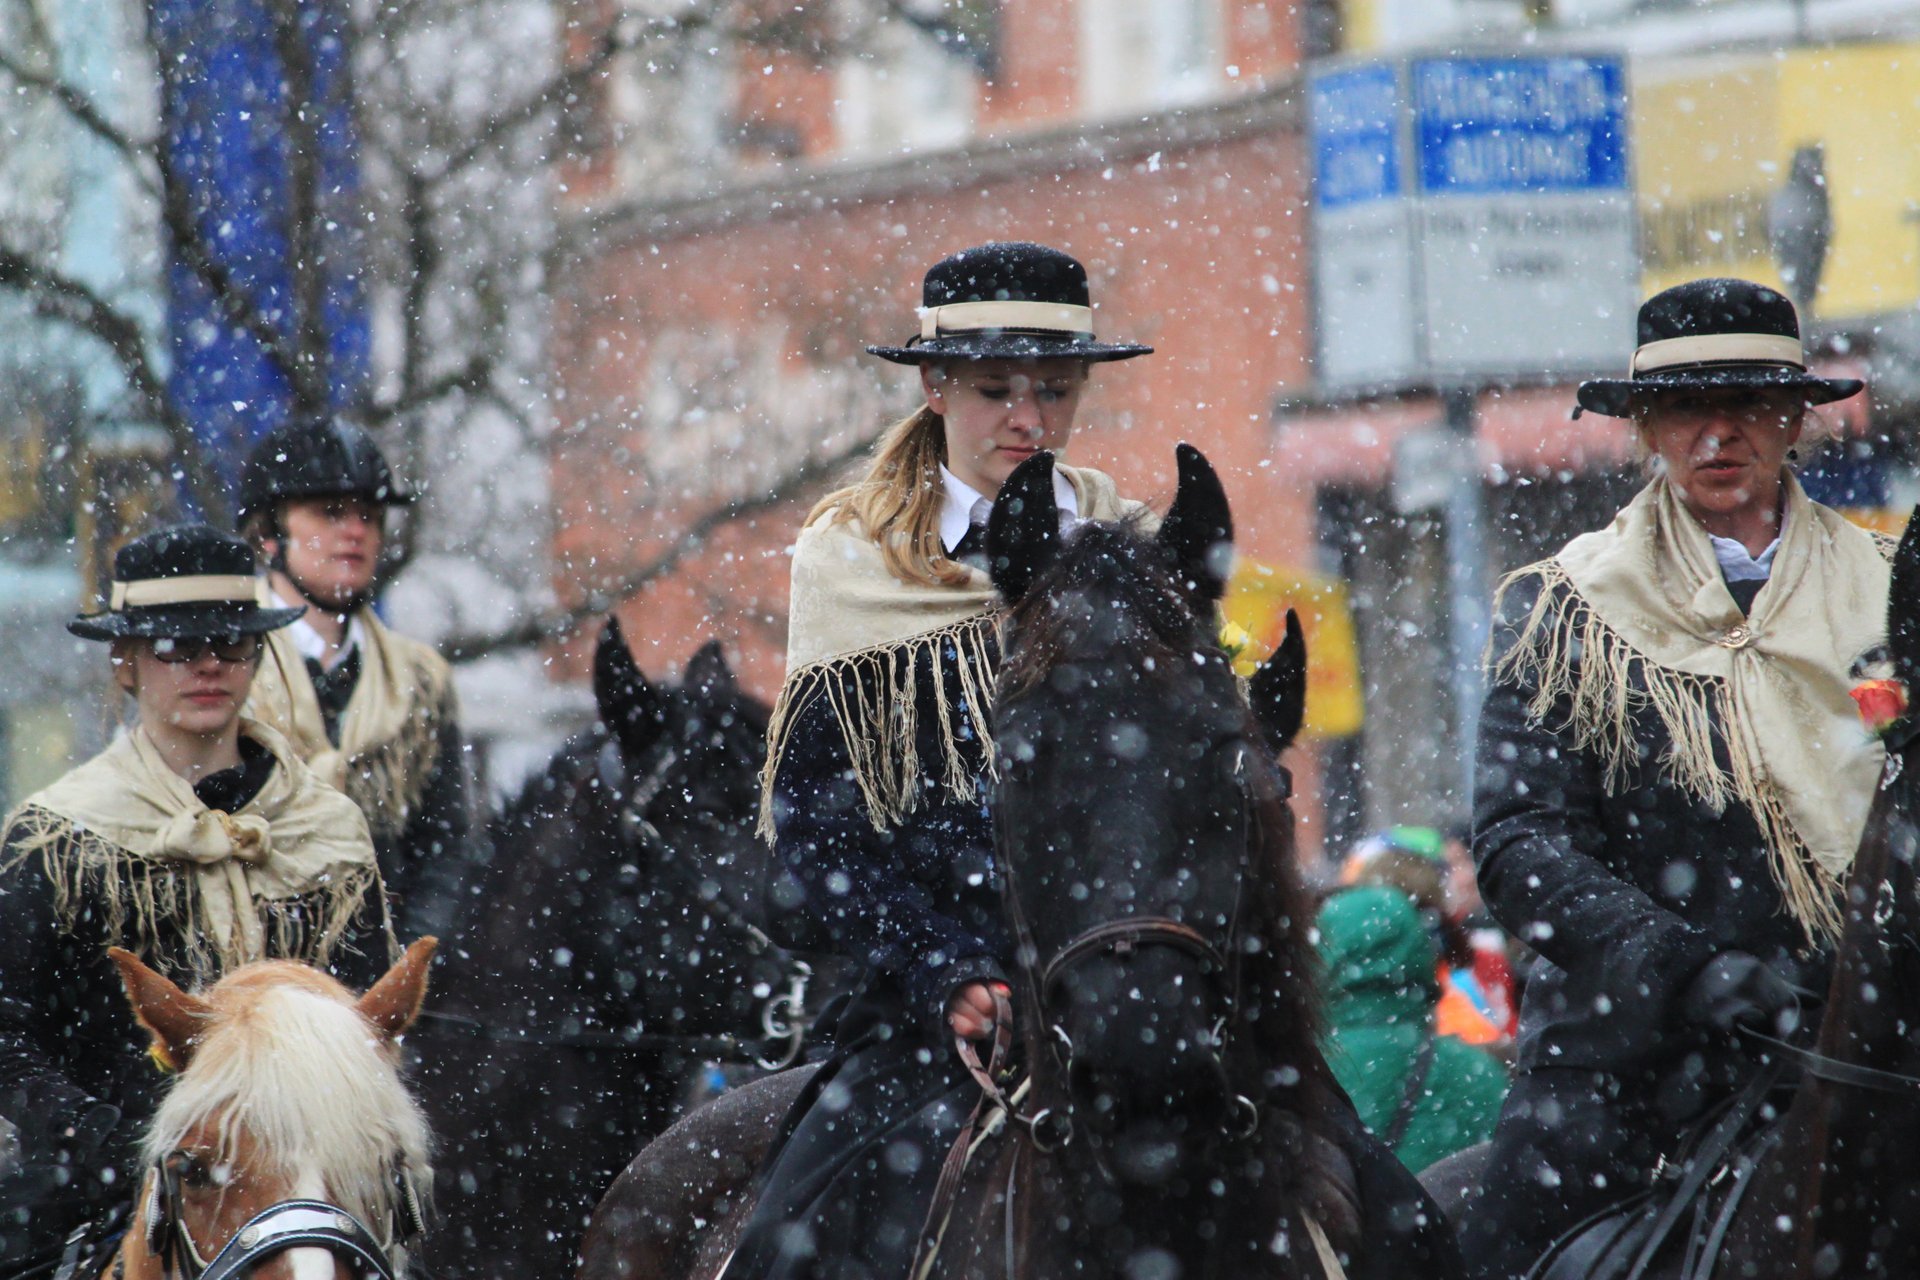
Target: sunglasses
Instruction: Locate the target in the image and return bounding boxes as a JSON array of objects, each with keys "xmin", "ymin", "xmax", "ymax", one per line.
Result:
[{"xmin": 150, "ymin": 635, "xmax": 262, "ymax": 664}]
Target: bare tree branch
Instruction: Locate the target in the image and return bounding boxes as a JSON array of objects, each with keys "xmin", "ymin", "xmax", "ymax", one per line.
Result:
[
  {"xmin": 365, "ymin": 350, "xmax": 493, "ymax": 424},
  {"xmin": 0, "ymin": 45, "xmax": 160, "ymax": 194},
  {"xmin": 0, "ymin": 242, "xmax": 227, "ymax": 522},
  {"xmin": 440, "ymin": 429, "xmax": 877, "ymax": 663}
]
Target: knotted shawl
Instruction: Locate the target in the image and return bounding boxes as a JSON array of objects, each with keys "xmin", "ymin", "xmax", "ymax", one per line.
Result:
[
  {"xmin": 1, "ymin": 719, "xmax": 381, "ymax": 972},
  {"xmin": 1490, "ymin": 473, "xmax": 1892, "ymax": 942},
  {"xmin": 245, "ymin": 609, "xmax": 454, "ymax": 842},
  {"xmin": 759, "ymin": 464, "xmax": 1143, "ymax": 841}
]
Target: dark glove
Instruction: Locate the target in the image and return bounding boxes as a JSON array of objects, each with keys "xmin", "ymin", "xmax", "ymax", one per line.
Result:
[{"xmin": 1681, "ymin": 951, "xmax": 1796, "ymax": 1036}]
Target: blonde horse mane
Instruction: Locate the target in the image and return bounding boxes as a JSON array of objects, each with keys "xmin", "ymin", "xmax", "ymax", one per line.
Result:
[{"xmin": 140, "ymin": 961, "xmax": 432, "ymax": 1239}]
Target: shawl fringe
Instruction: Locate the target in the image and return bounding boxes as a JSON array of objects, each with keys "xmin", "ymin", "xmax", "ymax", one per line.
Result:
[
  {"xmin": 1490, "ymin": 563, "xmax": 1845, "ymax": 943},
  {"xmin": 1, "ymin": 804, "xmax": 376, "ymax": 974},
  {"xmin": 345, "ymin": 656, "xmax": 450, "ymax": 840},
  {"xmin": 758, "ymin": 611, "xmax": 1000, "ymax": 843}
]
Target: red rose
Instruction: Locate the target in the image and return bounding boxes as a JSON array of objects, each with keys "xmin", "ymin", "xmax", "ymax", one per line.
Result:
[{"xmin": 1850, "ymin": 679, "xmax": 1910, "ymax": 733}]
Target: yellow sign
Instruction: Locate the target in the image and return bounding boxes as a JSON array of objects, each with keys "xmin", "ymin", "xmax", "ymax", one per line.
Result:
[
  {"xmin": 1635, "ymin": 43, "xmax": 1920, "ymax": 320},
  {"xmin": 1222, "ymin": 559, "xmax": 1365, "ymax": 740}
]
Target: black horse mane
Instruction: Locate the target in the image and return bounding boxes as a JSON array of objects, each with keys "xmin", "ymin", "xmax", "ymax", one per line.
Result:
[
  {"xmin": 490, "ymin": 726, "xmax": 615, "ymax": 834},
  {"xmin": 995, "ymin": 511, "xmax": 1353, "ymax": 1237}
]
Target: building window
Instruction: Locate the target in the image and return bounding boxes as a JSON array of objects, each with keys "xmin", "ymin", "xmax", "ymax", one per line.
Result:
[
  {"xmin": 1079, "ymin": 0, "xmax": 1221, "ymax": 117},
  {"xmin": 835, "ymin": 17, "xmax": 978, "ymax": 158}
]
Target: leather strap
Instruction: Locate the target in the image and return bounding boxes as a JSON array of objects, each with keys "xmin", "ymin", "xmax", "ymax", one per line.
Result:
[
  {"xmin": 1739, "ymin": 1026, "xmax": 1920, "ymax": 1094},
  {"xmin": 1038, "ymin": 917, "xmax": 1225, "ymax": 1006},
  {"xmin": 911, "ymin": 987, "xmax": 1015, "ymax": 1279}
]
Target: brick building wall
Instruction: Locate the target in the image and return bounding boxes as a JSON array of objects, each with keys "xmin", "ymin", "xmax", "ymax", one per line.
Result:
[{"xmin": 548, "ymin": 78, "xmax": 1341, "ymax": 842}]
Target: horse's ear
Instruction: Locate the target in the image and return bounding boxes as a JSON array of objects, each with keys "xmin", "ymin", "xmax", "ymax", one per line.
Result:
[
  {"xmin": 682, "ymin": 638, "xmax": 738, "ymax": 705},
  {"xmin": 594, "ymin": 614, "xmax": 667, "ymax": 761},
  {"xmin": 108, "ymin": 946, "xmax": 212, "ymax": 1072},
  {"xmin": 357, "ymin": 937, "xmax": 438, "ymax": 1042},
  {"xmin": 1156, "ymin": 443, "xmax": 1234, "ymax": 603},
  {"xmin": 1249, "ymin": 610, "xmax": 1308, "ymax": 755},
  {"xmin": 985, "ymin": 450, "xmax": 1061, "ymax": 603},
  {"xmin": 1890, "ymin": 508, "xmax": 1920, "ymax": 694}
]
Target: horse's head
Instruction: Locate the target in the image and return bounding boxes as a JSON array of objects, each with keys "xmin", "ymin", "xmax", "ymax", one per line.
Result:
[
  {"xmin": 988, "ymin": 445, "xmax": 1319, "ymax": 1187},
  {"xmin": 108, "ymin": 939, "xmax": 436, "ymax": 1280}
]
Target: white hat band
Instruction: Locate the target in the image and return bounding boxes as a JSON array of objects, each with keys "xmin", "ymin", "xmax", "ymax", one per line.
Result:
[
  {"xmin": 1630, "ymin": 332, "xmax": 1805, "ymax": 376},
  {"xmin": 918, "ymin": 300, "xmax": 1094, "ymax": 341},
  {"xmin": 110, "ymin": 575, "xmax": 267, "ymax": 609}
]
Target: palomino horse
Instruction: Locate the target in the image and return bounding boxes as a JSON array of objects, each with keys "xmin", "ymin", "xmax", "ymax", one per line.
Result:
[
  {"xmin": 97, "ymin": 937, "xmax": 436, "ymax": 1280},
  {"xmin": 578, "ymin": 446, "xmax": 1461, "ymax": 1280},
  {"xmin": 1426, "ymin": 511, "xmax": 1920, "ymax": 1279}
]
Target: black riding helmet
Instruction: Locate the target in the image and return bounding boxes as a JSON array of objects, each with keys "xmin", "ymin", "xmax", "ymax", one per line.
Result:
[{"xmin": 235, "ymin": 415, "xmax": 415, "ymax": 534}]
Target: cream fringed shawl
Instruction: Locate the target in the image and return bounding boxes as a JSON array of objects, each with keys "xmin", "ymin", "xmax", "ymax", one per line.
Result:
[
  {"xmin": 1, "ymin": 719, "xmax": 383, "ymax": 972},
  {"xmin": 758, "ymin": 464, "xmax": 1143, "ymax": 841},
  {"xmin": 245, "ymin": 609, "xmax": 455, "ymax": 841},
  {"xmin": 1490, "ymin": 473, "xmax": 1891, "ymax": 943}
]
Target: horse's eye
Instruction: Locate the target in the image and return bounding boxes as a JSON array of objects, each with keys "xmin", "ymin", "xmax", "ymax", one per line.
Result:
[{"xmin": 172, "ymin": 1152, "xmax": 214, "ymax": 1189}]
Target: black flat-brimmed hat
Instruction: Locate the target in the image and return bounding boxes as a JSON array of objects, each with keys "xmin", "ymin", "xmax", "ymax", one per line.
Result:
[
  {"xmin": 1576, "ymin": 277, "xmax": 1864, "ymax": 418},
  {"xmin": 867, "ymin": 242, "xmax": 1152, "ymax": 365},
  {"xmin": 236, "ymin": 414, "xmax": 415, "ymax": 531},
  {"xmin": 69, "ymin": 523, "xmax": 304, "ymax": 641}
]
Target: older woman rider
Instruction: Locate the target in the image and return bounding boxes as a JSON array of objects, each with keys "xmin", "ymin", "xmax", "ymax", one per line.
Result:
[
  {"xmin": 1461, "ymin": 278, "xmax": 1889, "ymax": 1279},
  {"xmin": 727, "ymin": 242, "xmax": 1153, "ymax": 1279}
]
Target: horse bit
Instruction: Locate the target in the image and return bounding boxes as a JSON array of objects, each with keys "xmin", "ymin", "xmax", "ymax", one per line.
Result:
[{"xmin": 615, "ymin": 743, "xmax": 813, "ymax": 1071}]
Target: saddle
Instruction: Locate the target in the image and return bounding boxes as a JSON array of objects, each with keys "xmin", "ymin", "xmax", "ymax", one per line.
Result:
[{"xmin": 1527, "ymin": 1063, "xmax": 1784, "ymax": 1280}]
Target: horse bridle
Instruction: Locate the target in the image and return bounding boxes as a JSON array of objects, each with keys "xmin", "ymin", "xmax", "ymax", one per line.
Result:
[
  {"xmin": 613, "ymin": 743, "xmax": 814, "ymax": 1071},
  {"xmin": 140, "ymin": 1151, "xmax": 421, "ymax": 1280},
  {"xmin": 1004, "ymin": 742, "xmax": 1265, "ymax": 1151}
]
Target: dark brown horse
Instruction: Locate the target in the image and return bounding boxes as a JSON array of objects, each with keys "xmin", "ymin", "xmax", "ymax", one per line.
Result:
[
  {"xmin": 579, "ymin": 446, "xmax": 1461, "ymax": 1280},
  {"xmin": 1426, "ymin": 512, "xmax": 1920, "ymax": 1279}
]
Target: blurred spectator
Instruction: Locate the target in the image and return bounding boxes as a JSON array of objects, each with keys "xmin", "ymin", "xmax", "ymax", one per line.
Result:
[
  {"xmin": 1343, "ymin": 827, "xmax": 1517, "ymax": 1046},
  {"xmin": 1317, "ymin": 885, "xmax": 1510, "ymax": 1174}
]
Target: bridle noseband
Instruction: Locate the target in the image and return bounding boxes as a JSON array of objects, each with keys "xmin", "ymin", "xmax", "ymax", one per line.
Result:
[{"xmin": 141, "ymin": 1151, "xmax": 420, "ymax": 1280}]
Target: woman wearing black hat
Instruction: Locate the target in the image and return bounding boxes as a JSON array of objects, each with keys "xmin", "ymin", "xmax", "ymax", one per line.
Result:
[
  {"xmin": 236, "ymin": 416, "xmax": 469, "ymax": 942},
  {"xmin": 725, "ymin": 242, "xmax": 1153, "ymax": 1278},
  {"xmin": 0, "ymin": 524, "xmax": 391, "ymax": 1275},
  {"xmin": 1464, "ymin": 279, "xmax": 1889, "ymax": 1278}
]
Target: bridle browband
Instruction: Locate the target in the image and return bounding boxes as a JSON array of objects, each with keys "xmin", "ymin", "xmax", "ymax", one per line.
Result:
[{"xmin": 1037, "ymin": 917, "xmax": 1228, "ymax": 1010}]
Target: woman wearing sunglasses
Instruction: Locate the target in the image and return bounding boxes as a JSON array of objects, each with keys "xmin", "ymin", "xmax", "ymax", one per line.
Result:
[{"xmin": 0, "ymin": 522, "xmax": 390, "ymax": 1277}]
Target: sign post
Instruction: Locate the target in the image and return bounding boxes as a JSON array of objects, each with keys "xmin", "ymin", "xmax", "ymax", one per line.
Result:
[{"xmin": 1308, "ymin": 51, "xmax": 1636, "ymax": 803}]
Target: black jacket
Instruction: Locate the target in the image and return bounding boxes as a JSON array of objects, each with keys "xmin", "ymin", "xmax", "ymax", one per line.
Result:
[
  {"xmin": 1473, "ymin": 570, "xmax": 1830, "ymax": 1080},
  {"xmin": 770, "ymin": 637, "xmax": 1008, "ymax": 1044},
  {"xmin": 0, "ymin": 754, "xmax": 388, "ymax": 1269}
]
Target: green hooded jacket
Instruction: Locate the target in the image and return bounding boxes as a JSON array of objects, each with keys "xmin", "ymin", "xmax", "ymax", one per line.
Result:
[{"xmin": 1317, "ymin": 885, "xmax": 1509, "ymax": 1173}]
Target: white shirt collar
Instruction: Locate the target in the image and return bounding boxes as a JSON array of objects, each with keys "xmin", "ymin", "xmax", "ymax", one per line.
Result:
[
  {"xmin": 272, "ymin": 590, "xmax": 364, "ymax": 669},
  {"xmin": 1708, "ymin": 532, "xmax": 1780, "ymax": 584},
  {"xmin": 938, "ymin": 464, "xmax": 1081, "ymax": 554}
]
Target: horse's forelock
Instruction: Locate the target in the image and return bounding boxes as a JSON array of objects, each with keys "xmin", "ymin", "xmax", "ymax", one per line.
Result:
[
  {"xmin": 142, "ymin": 979, "xmax": 431, "ymax": 1236},
  {"xmin": 1000, "ymin": 518, "xmax": 1213, "ymax": 696}
]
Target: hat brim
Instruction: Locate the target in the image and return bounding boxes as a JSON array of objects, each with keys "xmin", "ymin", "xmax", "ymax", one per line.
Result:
[
  {"xmin": 68, "ymin": 603, "xmax": 306, "ymax": 642},
  {"xmin": 867, "ymin": 332, "xmax": 1152, "ymax": 366},
  {"xmin": 1576, "ymin": 365, "xmax": 1864, "ymax": 418}
]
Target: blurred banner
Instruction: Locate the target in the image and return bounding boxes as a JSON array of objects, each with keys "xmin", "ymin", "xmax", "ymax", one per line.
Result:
[
  {"xmin": 150, "ymin": 0, "xmax": 370, "ymax": 494},
  {"xmin": 1635, "ymin": 43, "xmax": 1920, "ymax": 323},
  {"xmin": 1223, "ymin": 558, "xmax": 1366, "ymax": 740}
]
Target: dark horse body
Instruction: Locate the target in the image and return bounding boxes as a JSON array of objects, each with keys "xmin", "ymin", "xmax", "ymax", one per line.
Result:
[
  {"xmin": 579, "ymin": 446, "xmax": 1460, "ymax": 1280},
  {"xmin": 415, "ymin": 621, "xmax": 820, "ymax": 1280},
  {"xmin": 1427, "ymin": 513, "xmax": 1920, "ymax": 1280}
]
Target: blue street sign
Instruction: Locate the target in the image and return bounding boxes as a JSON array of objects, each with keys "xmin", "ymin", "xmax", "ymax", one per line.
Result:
[
  {"xmin": 1308, "ymin": 63, "xmax": 1403, "ymax": 210},
  {"xmin": 1412, "ymin": 55, "xmax": 1628, "ymax": 196}
]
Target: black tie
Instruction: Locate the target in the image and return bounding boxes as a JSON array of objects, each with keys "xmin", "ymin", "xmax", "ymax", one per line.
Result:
[{"xmin": 951, "ymin": 521, "xmax": 989, "ymax": 568}]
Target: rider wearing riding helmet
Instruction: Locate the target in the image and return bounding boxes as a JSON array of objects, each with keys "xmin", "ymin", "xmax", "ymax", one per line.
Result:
[
  {"xmin": 1464, "ymin": 279, "xmax": 1889, "ymax": 1279},
  {"xmin": 236, "ymin": 416, "xmax": 469, "ymax": 941},
  {"xmin": 728, "ymin": 242, "xmax": 1153, "ymax": 1278},
  {"xmin": 0, "ymin": 524, "xmax": 389, "ymax": 1275}
]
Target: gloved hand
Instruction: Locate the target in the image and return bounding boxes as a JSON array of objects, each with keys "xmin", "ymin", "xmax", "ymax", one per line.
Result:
[{"xmin": 1681, "ymin": 951, "xmax": 1797, "ymax": 1037}]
